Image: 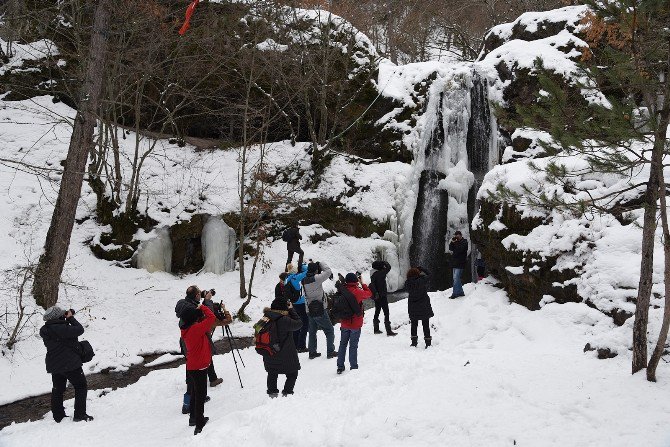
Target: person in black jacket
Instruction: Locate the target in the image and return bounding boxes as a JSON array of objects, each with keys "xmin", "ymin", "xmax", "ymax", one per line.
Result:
[
  {"xmin": 262, "ymin": 297, "xmax": 303, "ymax": 397},
  {"xmin": 370, "ymin": 260, "xmax": 397, "ymax": 336},
  {"xmin": 284, "ymin": 226, "xmax": 304, "ymax": 269},
  {"xmin": 405, "ymin": 267, "xmax": 434, "ymax": 348},
  {"xmin": 448, "ymin": 231, "xmax": 468, "ymax": 298},
  {"xmin": 274, "ymin": 272, "xmax": 289, "ymax": 300},
  {"xmin": 40, "ymin": 306, "xmax": 93, "ymax": 422}
]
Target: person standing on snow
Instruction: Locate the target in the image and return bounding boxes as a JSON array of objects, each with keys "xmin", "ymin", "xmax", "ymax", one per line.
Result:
[
  {"xmin": 448, "ymin": 230, "xmax": 468, "ymax": 298},
  {"xmin": 337, "ymin": 272, "xmax": 373, "ymax": 374},
  {"xmin": 180, "ymin": 304, "xmax": 216, "ymax": 435},
  {"xmin": 405, "ymin": 267, "xmax": 434, "ymax": 348},
  {"xmin": 40, "ymin": 306, "xmax": 93, "ymax": 423},
  {"xmin": 283, "ymin": 226, "xmax": 304, "ymax": 269},
  {"xmin": 285, "ymin": 263, "xmax": 309, "ymax": 353},
  {"xmin": 303, "ymin": 261, "xmax": 337, "ymax": 359},
  {"xmin": 370, "ymin": 260, "xmax": 397, "ymax": 336},
  {"xmin": 262, "ymin": 297, "xmax": 303, "ymax": 397}
]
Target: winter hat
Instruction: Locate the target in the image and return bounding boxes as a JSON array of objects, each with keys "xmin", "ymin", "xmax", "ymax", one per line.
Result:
[
  {"xmin": 307, "ymin": 262, "xmax": 319, "ymax": 274},
  {"xmin": 270, "ymin": 298, "xmax": 289, "ymax": 311},
  {"xmin": 345, "ymin": 273, "xmax": 358, "ymax": 284},
  {"xmin": 286, "ymin": 263, "xmax": 297, "ymax": 274},
  {"xmin": 181, "ymin": 307, "xmax": 203, "ymax": 327},
  {"xmin": 43, "ymin": 306, "xmax": 65, "ymax": 321},
  {"xmin": 278, "ymin": 272, "xmax": 288, "ymax": 282}
]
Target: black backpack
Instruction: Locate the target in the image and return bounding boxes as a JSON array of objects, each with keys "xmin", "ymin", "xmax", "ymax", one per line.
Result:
[
  {"xmin": 282, "ymin": 228, "xmax": 292, "ymax": 242},
  {"xmin": 331, "ymin": 284, "xmax": 360, "ymax": 321},
  {"xmin": 283, "ymin": 279, "xmax": 302, "ymax": 303}
]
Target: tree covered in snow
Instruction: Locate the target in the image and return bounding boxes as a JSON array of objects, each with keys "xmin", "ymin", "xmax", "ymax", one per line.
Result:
[{"xmin": 493, "ymin": 0, "xmax": 670, "ymax": 380}]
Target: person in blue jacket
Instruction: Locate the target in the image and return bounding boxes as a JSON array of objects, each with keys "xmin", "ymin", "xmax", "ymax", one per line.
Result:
[{"xmin": 285, "ymin": 262, "xmax": 309, "ymax": 353}]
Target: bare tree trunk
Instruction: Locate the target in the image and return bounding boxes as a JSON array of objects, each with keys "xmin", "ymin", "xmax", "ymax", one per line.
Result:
[
  {"xmin": 32, "ymin": 0, "xmax": 111, "ymax": 309},
  {"xmin": 646, "ymin": 103, "xmax": 670, "ymax": 381}
]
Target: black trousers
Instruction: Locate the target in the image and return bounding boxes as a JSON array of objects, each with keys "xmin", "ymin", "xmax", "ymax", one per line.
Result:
[
  {"xmin": 267, "ymin": 371, "xmax": 298, "ymax": 394},
  {"xmin": 51, "ymin": 367, "xmax": 87, "ymax": 420},
  {"xmin": 410, "ymin": 319, "xmax": 431, "ymax": 338},
  {"xmin": 187, "ymin": 369, "xmax": 208, "ymax": 427},
  {"xmin": 292, "ymin": 303, "xmax": 308, "ymax": 350},
  {"xmin": 287, "ymin": 247, "xmax": 304, "ymax": 268},
  {"xmin": 373, "ymin": 295, "xmax": 390, "ymax": 322},
  {"xmin": 186, "ymin": 363, "xmax": 214, "ymax": 402}
]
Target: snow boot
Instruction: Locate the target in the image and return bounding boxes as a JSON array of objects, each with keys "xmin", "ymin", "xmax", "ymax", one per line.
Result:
[
  {"xmin": 424, "ymin": 337, "xmax": 432, "ymax": 349},
  {"xmin": 194, "ymin": 417, "xmax": 209, "ymax": 435},
  {"xmin": 327, "ymin": 351, "xmax": 338, "ymax": 359},
  {"xmin": 410, "ymin": 336, "xmax": 418, "ymax": 347},
  {"xmin": 309, "ymin": 352, "xmax": 322, "ymax": 359},
  {"xmin": 73, "ymin": 414, "xmax": 94, "ymax": 422},
  {"xmin": 385, "ymin": 321, "xmax": 397, "ymax": 337},
  {"xmin": 268, "ymin": 390, "xmax": 279, "ymax": 398},
  {"xmin": 373, "ymin": 319, "xmax": 383, "ymax": 334},
  {"xmin": 209, "ymin": 378, "xmax": 223, "ymax": 387},
  {"xmin": 337, "ymin": 367, "xmax": 345, "ymax": 375}
]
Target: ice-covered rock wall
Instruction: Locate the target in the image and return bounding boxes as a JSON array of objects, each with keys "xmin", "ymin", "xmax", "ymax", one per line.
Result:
[
  {"xmin": 136, "ymin": 227, "xmax": 173, "ymax": 273},
  {"xmin": 396, "ymin": 67, "xmax": 498, "ymax": 291},
  {"xmin": 201, "ymin": 216, "xmax": 237, "ymax": 274}
]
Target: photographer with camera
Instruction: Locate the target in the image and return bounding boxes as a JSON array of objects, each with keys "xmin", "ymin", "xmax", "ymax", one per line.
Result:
[
  {"xmin": 336, "ymin": 272, "xmax": 373, "ymax": 375},
  {"xmin": 180, "ymin": 303, "xmax": 216, "ymax": 435},
  {"xmin": 175, "ymin": 286, "xmax": 229, "ymax": 418},
  {"xmin": 40, "ymin": 306, "xmax": 93, "ymax": 423},
  {"xmin": 262, "ymin": 297, "xmax": 303, "ymax": 397},
  {"xmin": 285, "ymin": 263, "xmax": 309, "ymax": 353},
  {"xmin": 448, "ymin": 231, "xmax": 468, "ymax": 299},
  {"xmin": 302, "ymin": 261, "xmax": 336, "ymax": 359},
  {"xmin": 370, "ymin": 260, "xmax": 397, "ymax": 336}
]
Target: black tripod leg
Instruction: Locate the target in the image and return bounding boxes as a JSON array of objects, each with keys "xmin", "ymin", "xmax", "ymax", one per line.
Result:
[
  {"xmin": 226, "ymin": 326, "xmax": 246, "ymax": 368},
  {"xmin": 223, "ymin": 325, "xmax": 243, "ymax": 388}
]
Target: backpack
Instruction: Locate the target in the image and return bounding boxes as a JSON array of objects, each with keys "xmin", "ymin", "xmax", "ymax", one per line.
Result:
[
  {"xmin": 331, "ymin": 284, "xmax": 359, "ymax": 321},
  {"xmin": 254, "ymin": 316, "xmax": 281, "ymax": 357},
  {"xmin": 283, "ymin": 279, "xmax": 302, "ymax": 303},
  {"xmin": 282, "ymin": 228, "xmax": 292, "ymax": 242}
]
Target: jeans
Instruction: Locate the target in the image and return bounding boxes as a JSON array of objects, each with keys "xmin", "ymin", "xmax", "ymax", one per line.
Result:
[
  {"xmin": 452, "ymin": 268, "xmax": 464, "ymax": 296},
  {"xmin": 187, "ymin": 369, "xmax": 208, "ymax": 427},
  {"xmin": 411, "ymin": 319, "xmax": 431, "ymax": 338},
  {"xmin": 337, "ymin": 328, "xmax": 361, "ymax": 369},
  {"xmin": 267, "ymin": 371, "xmax": 299, "ymax": 394},
  {"xmin": 308, "ymin": 312, "xmax": 335, "ymax": 354},
  {"xmin": 373, "ymin": 295, "xmax": 390, "ymax": 322},
  {"xmin": 51, "ymin": 367, "xmax": 87, "ymax": 420},
  {"xmin": 293, "ymin": 303, "xmax": 308, "ymax": 350}
]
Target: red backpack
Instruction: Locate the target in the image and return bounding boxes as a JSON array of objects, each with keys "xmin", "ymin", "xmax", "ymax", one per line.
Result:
[{"xmin": 253, "ymin": 316, "xmax": 281, "ymax": 357}]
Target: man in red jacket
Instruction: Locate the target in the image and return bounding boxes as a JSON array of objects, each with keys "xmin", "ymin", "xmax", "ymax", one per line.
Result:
[
  {"xmin": 337, "ymin": 272, "xmax": 373, "ymax": 374},
  {"xmin": 180, "ymin": 304, "xmax": 215, "ymax": 435}
]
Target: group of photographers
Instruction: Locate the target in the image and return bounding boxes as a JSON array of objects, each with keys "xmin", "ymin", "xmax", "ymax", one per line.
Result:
[{"xmin": 37, "ymin": 226, "xmax": 469, "ymax": 435}]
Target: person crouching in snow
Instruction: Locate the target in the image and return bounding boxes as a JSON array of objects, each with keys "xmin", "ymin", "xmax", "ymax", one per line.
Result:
[
  {"xmin": 263, "ymin": 298, "xmax": 303, "ymax": 397},
  {"xmin": 337, "ymin": 272, "xmax": 373, "ymax": 374},
  {"xmin": 405, "ymin": 267, "xmax": 434, "ymax": 348},
  {"xmin": 180, "ymin": 304, "xmax": 215, "ymax": 435}
]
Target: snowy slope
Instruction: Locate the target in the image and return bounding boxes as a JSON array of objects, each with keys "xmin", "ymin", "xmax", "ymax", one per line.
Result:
[{"xmin": 3, "ymin": 283, "xmax": 670, "ymax": 446}]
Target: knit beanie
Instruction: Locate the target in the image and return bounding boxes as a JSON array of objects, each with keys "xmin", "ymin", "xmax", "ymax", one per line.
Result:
[
  {"xmin": 345, "ymin": 273, "xmax": 358, "ymax": 284},
  {"xmin": 181, "ymin": 307, "xmax": 203, "ymax": 327},
  {"xmin": 270, "ymin": 298, "xmax": 289, "ymax": 311},
  {"xmin": 307, "ymin": 262, "xmax": 319, "ymax": 274},
  {"xmin": 43, "ymin": 306, "xmax": 65, "ymax": 322}
]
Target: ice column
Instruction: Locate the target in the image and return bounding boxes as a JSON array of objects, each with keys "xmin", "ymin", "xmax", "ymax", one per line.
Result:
[
  {"xmin": 137, "ymin": 227, "xmax": 172, "ymax": 273},
  {"xmin": 201, "ymin": 216, "xmax": 237, "ymax": 274}
]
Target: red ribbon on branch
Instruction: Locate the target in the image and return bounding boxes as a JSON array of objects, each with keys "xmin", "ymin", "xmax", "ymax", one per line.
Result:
[{"xmin": 178, "ymin": 0, "xmax": 200, "ymax": 35}]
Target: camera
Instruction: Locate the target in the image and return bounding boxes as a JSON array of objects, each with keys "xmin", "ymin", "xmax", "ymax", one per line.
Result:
[
  {"xmin": 211, "ymin": 301, "xmax": 227, "ymax": 320},
  {"xmin": 65, "ymin": 308, "xmax": 75, "ymax": 316},
  {"xmin": 200, "ymin": 289, "xmax": 216, "ymax": 299},
  {"xmin": 355, "ymin": 271, "xmax": 362, "ymax": 278}
]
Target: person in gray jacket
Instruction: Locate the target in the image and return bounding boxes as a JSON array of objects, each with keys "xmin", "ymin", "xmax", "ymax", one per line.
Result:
[{"xmin": 302, "ymin": 261, "xmax": 337, "ymax": 359}]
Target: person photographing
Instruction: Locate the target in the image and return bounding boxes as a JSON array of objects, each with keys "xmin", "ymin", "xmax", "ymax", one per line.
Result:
[
  {"xmin": 40, "ymin": 306, "xmax": 93, "ymax": 423},
  {"xmin": 448, "ymin": 231, "xmax": 468, "ymax": 299}
]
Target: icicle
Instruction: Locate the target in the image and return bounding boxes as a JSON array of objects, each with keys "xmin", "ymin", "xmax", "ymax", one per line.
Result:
[
  {"xmin": 137, "ymin": 227, "xmax": 172, "ymax": 273},
  {"xmin": 201, "ymin": 216, "xmax": 236, "ymax": 274}
]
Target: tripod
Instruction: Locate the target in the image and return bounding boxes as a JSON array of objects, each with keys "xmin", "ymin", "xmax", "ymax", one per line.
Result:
[{"xmin": 222, "ymin": 324, "xmax": 245, "ymax": 388}]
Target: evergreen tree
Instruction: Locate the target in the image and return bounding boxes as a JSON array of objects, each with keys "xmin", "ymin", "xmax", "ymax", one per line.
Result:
[{"xmin": 494, "ymin": 0, "xmax": 669, "ymax": 379}]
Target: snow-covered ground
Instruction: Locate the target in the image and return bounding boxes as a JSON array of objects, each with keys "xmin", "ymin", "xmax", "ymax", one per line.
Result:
[{"xmin": 3, "ymin": 282, "xmax": 670, "ymax": 446}]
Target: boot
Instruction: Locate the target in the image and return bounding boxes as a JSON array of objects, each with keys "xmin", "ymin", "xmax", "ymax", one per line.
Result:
[
  {"xmin": 385, "ymin": 321, "xmax": 397, "ymax": 337},
  {"xmin": 373, "ymin": 319, "xmax": 383, "ymax": 334},
  {"xmin": 424, "ymin": 336, "xmax": 432, "ymax": 349},
  {"xmin": 410, "ymin": 336, "xmax": 418, "ymax": 347},
  {"xmin": 209, "ymin": 378, "xmax": 223, "ymax": 387}
]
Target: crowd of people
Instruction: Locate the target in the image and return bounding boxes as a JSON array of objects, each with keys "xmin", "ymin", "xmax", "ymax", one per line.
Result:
[{"xmin": 38, "ymin": 225, "xmax": 472, "ymax": 435}]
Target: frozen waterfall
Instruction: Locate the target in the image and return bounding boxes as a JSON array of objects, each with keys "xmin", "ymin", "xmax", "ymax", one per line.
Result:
[
  {"xmin": 201, "ymin": 216, "xmax": 236, "ymax": 274},
  {"xmin": 136, "ymin": 227, "xmax": 173, "ymax": 273}
]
